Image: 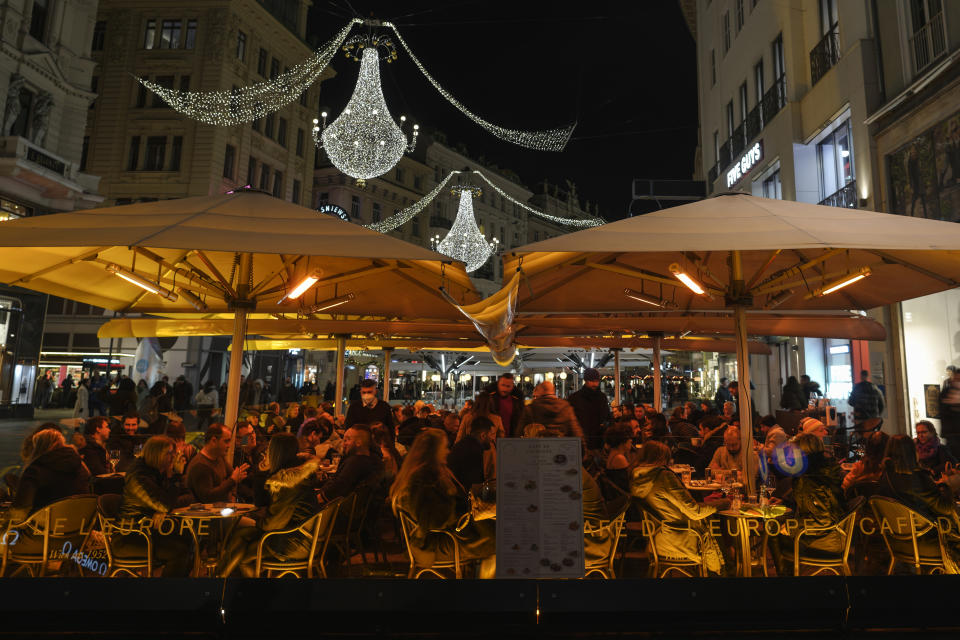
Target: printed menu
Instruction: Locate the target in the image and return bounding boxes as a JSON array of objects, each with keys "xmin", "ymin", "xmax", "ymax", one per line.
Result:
[{"xmin": 496, "ymin": 437, "xmax": 584, "ymax": 579}]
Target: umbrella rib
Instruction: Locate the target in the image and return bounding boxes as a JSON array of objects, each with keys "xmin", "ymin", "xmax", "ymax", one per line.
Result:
[
  {"xmin": 133, "ymin": 248, "xmax": 225, "ymax": 294},
  {"xmin": 195, "ymin": 251, "xmax": 238, "ymax": 299},
  {"xmin": 250, "ymin": 254, "xmax": 299, "ymax": 297},
  {"xmin": 866, "ymin": 250, "xmax": 960, "ymax": 287},
  {"xmin": 257, "ymin": 263, "xmax": 397, "ymax": 300},
  {"xmin": 9, "ymin": 246, "xmax": 109, "ymax": 284}
]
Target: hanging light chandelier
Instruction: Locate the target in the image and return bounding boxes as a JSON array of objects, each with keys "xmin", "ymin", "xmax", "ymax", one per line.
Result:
[
  {"xmin": 437, "ymin": 185, "xmax": 493, "ymax": 272},
  {"xmin": 312, "ymin": 35, "xmax": 418, "ymax": 181}
]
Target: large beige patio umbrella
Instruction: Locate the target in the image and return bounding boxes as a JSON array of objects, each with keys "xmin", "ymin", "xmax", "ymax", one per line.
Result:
[
  {"xmin": 0, "ymin": 190, "xmax": 478, "ymax": 428},
  {"xmin": 502, "ymin": 192, "xmax": 960, "ymax": 493}
]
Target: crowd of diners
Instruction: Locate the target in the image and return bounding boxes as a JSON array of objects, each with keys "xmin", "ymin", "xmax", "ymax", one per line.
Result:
[{"xmin": 3, "ymin": 369, "xmax": 959, "ymax": 577}]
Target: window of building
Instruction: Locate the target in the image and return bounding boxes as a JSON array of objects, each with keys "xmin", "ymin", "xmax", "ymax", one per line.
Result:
[
  {"xmin": 318, "ymin": 192, "xmax": 329, "ymax": 205},
  {"xmin": 251, "ymin": 114, "xmax": 261, "ymax": 132},
  {"xmin": 153, "ymin": 76, "xmax": 173, "ymax": 107},
  {"xmin": 272, "ymin": 170, "xmax": 283, "ymax": 197},
  {"xmin": 144, "ymin": 19, "xmax": 156, "ymax": 49},
  {"xmin": 277, "ymin": 118, "xmax": 287, "ymax": 147},
  {"xmin": 30, "ymin": 0, "xmax": 49, "ymax": 42},
  {"xmin": 144, "ymin": 136, "xmax": 166, "ymax": 170},
  {"xmin": 736, "ymin": 0, "xmax": 745, "ymax": 32},
  {"xmin": 127, "ymin": 136, "xmax": 140, "ymax": 171},
  {"xmin": 372, "ymin": 202, "xmax": 381, "ymax": 222},
  {"xmin": 909, "ymin": 0, "xmax": 948, "ymax": 74},
  {"xmin": 395, "ymin": 167, "xmax": 405, "ymax": 182},
  {"xmin": 772, "ymin": 34, "xmax": 785, "ymax": 82},
  {"xmin": 92, "ymin": 21, "xmax": 106, "ymax": 51},
  {"xmin": 299, "ymin": 90, "xmax": 308, "ymax": 107},
  {"xmin": 739, "ymin": 81, "xmax": 748, "ymax": 123},
  {"xmin": 236, "ymin": 31, "xmax": 246, "ymax": 60},
  {"xmin": 247, "ymin": 156, "xmax": 257, "ymax": 185},
  {"xmin": 159, "ymin": 20, "xmax": 181, "ymax": 49},
  {"xmin": 264, "ymin": 113, "xmax": 275, "ymax": 138},
  {"xmin": 710, "ymin": 49, "xmax": 716, "ymax": 86},
  {"xmin": 500, "ymin": 226, "xmax": 505, "ymax": 242},
  {"xmin": 819, "ymin": 0, "xmax": 839, "ymax": 35},
  {"xmin": 754, "ymin": 59, "xmax": 765, "ymax": 102},
  {"xmin": 270, "ymin": 58, "xmax": 280, "ymax": 80},
  {"xmin": 184, "ymin": 19, "xmax": 197, "ymax": 49},
  {"xmin": 9, "ymin": 89, "xmax": 31, "ymax": 138},
  {"xmin": 350, "ymin": 195, "xmax": 360, "ymax": 218},
  {"xmin": 295, "ymin": 128, "xmax": 304, "ymax": 156},
  {"xmin": 762, "ymin": 169, "xmax": 782, "ymax": 199},
  {"xmin": 726, "ymin": 100, "xmax": 734, "ymax": 138},
  {"xmin": 412, "ymin": 217, "xmax": 420, "ymax": 237},
  {"xmin": 136, "ymin": 81, "xmax": 147, "ymax": 108},
  {"xmin": 817, "ymin": 118, "xmax": 854, "ymax": 200},
  {"xmin": 223, "ymin": 144, "xmax": 236, "ymax": 179},
  {"xmin": 258, "ymin": 48, "xmax": 268, "ymax": 77},
  {"xmin": 80, "ymin": 136, "xmax": 89, "ymax": 171},
  {"xmin": 259, "ymin": 163, "xmax": 270, "ymax": 191},
  {"xmin": 413, "ymin": 175, "xmax": 422, "ymax": 190},
  {"xmin": 170, "ymin": 136, "xmax": 182, "ymax": 171},
  {"xmin": 713, "ymin": 130, "xmax": 720, "ymax": 163},
  {"xmin": 292, "ymin": 179, "xmax": 301, "ymax": 204},
  {"xmin": 179, "ymin": 75, "xmax": 190, "ymax": 92},
  {"xmin": 534, "ymin": 230, "xmax": 540, "ymax": 241},
  {"xmin": 722, "ymin": 11, "xmax": 731, "ymax": 53},
  {"xmin": 89, "ymin": 77, "xmax": 98, "ymax": 109}
]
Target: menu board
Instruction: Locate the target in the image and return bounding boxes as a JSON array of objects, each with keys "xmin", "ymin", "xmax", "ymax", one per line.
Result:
[{"xmin": 496, "ymin": 437, "xmax": 584, "ymax": 579}]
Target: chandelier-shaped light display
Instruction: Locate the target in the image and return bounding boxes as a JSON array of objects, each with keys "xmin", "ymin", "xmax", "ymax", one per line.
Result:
[
  {"xmin": 316, "ymin": 42, "xmax": 417, "ymax": 180},
  {"xmin": 437, "ymin": 187, "xmax": 493, "ymax": 272}
]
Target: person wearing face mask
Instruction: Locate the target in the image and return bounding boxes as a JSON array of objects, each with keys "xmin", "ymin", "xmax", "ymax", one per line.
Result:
[{"xmin": 344, "ymin": 379, "xmax": 394, "ymax": 431}]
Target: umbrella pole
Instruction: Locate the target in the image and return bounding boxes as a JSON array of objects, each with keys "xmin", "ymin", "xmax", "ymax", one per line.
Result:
[
  {"xmin": 731, "ymin": 250, "xmax": 756, "ymax": 497},
  {"xmin": 652, "ymin": 334, "xmax": 663, "ymax": 413},
  {"xmin": 382, "ymin": 347, "xmax": 393, "ymax": 404},
  {"xmin": 225, "ymin": 253, "xmax": 252, "ymax": 464},
  {"xmin": 613, "ymin": 349, "xmax": 621, "ymax": 408},
  {"xmin": 334, "ymin": 334, "xmax": 347, "ymax": 417}
]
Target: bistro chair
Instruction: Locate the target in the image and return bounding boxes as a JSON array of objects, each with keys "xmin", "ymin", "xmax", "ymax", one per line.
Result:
[
  {"xmin": 397, "ymin": 509, "xmax": 470, "ymax": 579},
  {"xmin": 638, "ymin": 507, "xmax": 708, "ymax": 578},
  {"xmin": 97, "ymin": 493, "xmax": 152, "ymax": 578},
  {"xmin": 869, "ymin": 496, "xmax": 951, "ymax": 575},
  {"xmin": 780, "ymin": 496, "xmax": 863, "ymax": 576},
  {"xmin": 255, "ymin": 496, "xmax": 342, "ymax": 578},
  {"xmin": 1, "ymin": 494, "xmax": 98, "ymax": 577},
  {"xmin": 583, "ymin": 503, "xmax": 628, "ymax": 579},
  {"xmin": 327, "ymin": 491, "xmax": 359, "ymax": 571}
]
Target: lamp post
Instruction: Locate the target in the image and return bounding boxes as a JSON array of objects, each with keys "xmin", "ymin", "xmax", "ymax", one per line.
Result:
[{"xmin": 559, "ymin": 371, "xmax": 567, "ymax": 398}]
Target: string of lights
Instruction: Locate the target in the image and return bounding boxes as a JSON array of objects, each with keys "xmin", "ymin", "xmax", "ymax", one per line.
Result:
[
  {"xmin": 138, "ymin": 20, "xmax": 359, "ymax": 126},
  {"xmin": 437, "ymin": 187, "xmax": 493, "ymax": 272},
  {"xmin": 384, "ymin": 21, "xmax": 576, "ymax": 152},
  {"xmin": 364, "ymin": 170, "xmax": 460, "ymax": 233},
  {"xmin": 470, "ymin": 171, "xmax": 605, "ymax": 227}
]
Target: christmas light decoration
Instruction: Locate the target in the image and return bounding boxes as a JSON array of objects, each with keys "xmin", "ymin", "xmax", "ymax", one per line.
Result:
[
  {"xmin": 316, "ymin": 38, "xmax": 418, "ymax": 180},
  {"xmin": 138, "ymin": 19, "xmax": 360, "ymax": 126},
  {"xmin": 471, "ymin": 171, "xmax": 604, "ymax": 228},
  {"xmin": 437, "ymin": 187, "xmax": 492, "ymax": 272},
  {"xmin": 365, "ymin": 170, "xmax": 460, "ymax": 233}
]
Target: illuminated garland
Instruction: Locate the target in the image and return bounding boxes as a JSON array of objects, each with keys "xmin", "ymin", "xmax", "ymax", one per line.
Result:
[
  {"xmin": 383, "ymin": 21, "xmax": 576, "ymax": 152},
  {"xmin": 437, "ymin": 187, "xmax": 493, "ymax": 272},
  {"xmin": 138, "ymin": 19, "xmax": 360, "ymax": 126},
  {"xmin": 470, "ymin": 171, "xmax": 605, "ymax": 227},
  {"xmin": 364, "ymin": 170, "xmax": 460, "ymax": 233}
]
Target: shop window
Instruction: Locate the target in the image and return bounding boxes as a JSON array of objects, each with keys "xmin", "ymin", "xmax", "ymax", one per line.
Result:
[{"xmin": 817, "ymin": 119, "xmax": 854, "ymax": 200}]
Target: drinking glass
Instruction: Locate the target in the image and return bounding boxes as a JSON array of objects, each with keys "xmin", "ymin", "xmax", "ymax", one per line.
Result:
[
  {"xmin": 133, "ymin": 444, "xmax": 144, "ymax": 458},
  {"xmin": 705, "ymin": 468, "xmax": 713, "ymax": 484},
  {"xmin": 108, "ymin": 449, "xmax": 120, "ymax": 472},
  {"xmin": 330, "ymin": 454, "xmax": 341, "ymax": 471}
]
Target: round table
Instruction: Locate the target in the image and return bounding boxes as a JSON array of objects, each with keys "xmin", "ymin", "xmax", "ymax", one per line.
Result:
[
  {"xmin": 169, "ymin": 503, "xmax": 257, "ymax": 576},
  {"xmin": 717, "ymin": 505, "xmax": 792, "ymax": 577}
]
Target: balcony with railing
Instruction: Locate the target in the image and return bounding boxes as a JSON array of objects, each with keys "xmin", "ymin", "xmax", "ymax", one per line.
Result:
[
  {"xmin": 708, "ymin": 77, "xmax": 787, "ymax": 191},
  {"xmin": 818, "ymin": 181, "xmax": 857, "ymax": 208},
  {"xmin": 810, "ymin": 23, "xmax": 841, "ymax": 86},
  {"xmin": 910, "ymin": 10, "xmax": 947, "ymax": 74}
]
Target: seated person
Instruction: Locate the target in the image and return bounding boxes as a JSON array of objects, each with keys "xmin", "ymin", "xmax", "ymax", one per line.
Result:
[
  {"xmin": 878, "ymin": 434, "xmax": 960, "ymax": 572},
  {"xmin": 708, "ymin": 425, "xmax": 759, "ymax": 475},
  {"xmin": 113, "ymin": 436, "xmax": 193, "ymax": 577},
  {"xmin": 110, "ymin": 412, "xmax": 144, "ymax": 472},
  {"xmin": 630, "ymin": 440, "xmax": 724, "ymax": 575},
  {"xmin": 389, "ymin": 428, "xmax": 495, "ymax": 578},
  {"xmin": 774, "ymin": 433, "xmax": 845, "ymax": 575},
  {"xmin": 185, "ymin": 424, "xmax": 248, "ymax": 503},
  {"xmin": 298, "ymin": 420, "xmax": 328, "ymax": 457},
  {"xmin": 915, "ymin": 420, "xmax": 957, "ymax": 477},
  {"xmin": 396, "ymin": 406, "xmax": 425, "ymax": 448},
  {"xmin": 233, "ymin": 421, "xmax": 268, "ymax": 504},
  {"xmin": 317, "ymin": 425, "xmax": 383, "ymax": 503},
  {"xmin": 9, "ymin": 428, "xmax": 91, "ymax": 523},
  {"xmin": 165, "ymin": 420, "xmax": 198, "ymax": 468},
  {"xmin": 79, "ymin": 416, "xmax": 112, "ymax": 476},
  {"xmin": 842, "ymin": 430, "xmax": 888, "ymax": 496},
  {"xmin": 216, "ymin": 433, "xmax": 323, "ymax": 577},
  {"xmin": 261, "ymin": 402, "xmax": 286, "ymax": 435},
  {"xmin": 371, "ymin": 422, "xmax": 404, "ymax": 485},
  {"xmin": 446, "ymin": 416, "xmax": 495, "ymax": 492},
  {"xmin": 601, "ymin": 423, "xmax": 635, "ymax": 497},
  {"xmin": 442, "ymin": 413, "xmax": 461, "ymax": 447},
  {"xmin": 285, "ymin": 404, "xmax": 304, "ymax": 433}
]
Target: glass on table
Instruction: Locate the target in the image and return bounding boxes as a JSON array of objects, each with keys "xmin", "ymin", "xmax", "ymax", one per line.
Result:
[
  {"xmin": 681, "ymin": 469, "xmax": 692, "ymax": 485},
  {"xmin": 108, "ymin": 449, "xmax": 120, "ymax": 472}
]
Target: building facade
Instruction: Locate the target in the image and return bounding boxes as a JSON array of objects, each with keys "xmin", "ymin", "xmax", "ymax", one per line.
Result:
[
  {"xmin": 0, "ymin": 0, "xmax": 103, "ymax": 414},
  {"xmin": 689, "ymin": 0, "xmax": 899, "ymax": 426}
]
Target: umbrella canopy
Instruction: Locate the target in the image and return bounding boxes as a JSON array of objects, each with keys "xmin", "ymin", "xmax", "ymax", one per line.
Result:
[
  {"xmin": 0, "ymin": 190, "xmax": 478, "ymax": 428},
  {"xmin": 503, "ymin": 192, "xmax": 960, "ymax": 493}
]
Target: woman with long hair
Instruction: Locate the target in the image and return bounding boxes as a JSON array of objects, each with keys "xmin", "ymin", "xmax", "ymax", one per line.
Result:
[
  {"xmin": 456, "ymin": 393, "xmax": 504, "ymax": 479},
  {"xmin": 371, "ymin": 422, "xmax": 403, "ymax": 484},
  {"xmin": 842, "ymin": 430, "xmax": 889, "ymax": 494},
  {"xmin": 914, "ymin": 420, "xmax": 957, "ymax": 476},
  {"xmin": 9, "ymin": 428, "xmax": 90, "ymax": 523},
  {"xmin": 389, "ymin": 428, "xmax": 495, "ymax": 578},
  {"xmin": 217, "ymin": 433, "xmax": 322, "ymax": 577}
]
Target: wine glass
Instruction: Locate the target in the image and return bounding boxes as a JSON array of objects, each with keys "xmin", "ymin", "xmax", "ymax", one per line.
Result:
[
  {"xmin": 133, "ymin": 443, "xmax": 144, "ymax": 458},
  {"xmin": 108, "ymin": 449, "xmax": 120, "ymax": 473}
]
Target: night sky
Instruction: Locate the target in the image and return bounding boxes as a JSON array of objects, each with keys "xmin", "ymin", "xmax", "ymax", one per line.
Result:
[{"xmin": 306, "ymin": 1, "xmax": 698, "ymax": 221}]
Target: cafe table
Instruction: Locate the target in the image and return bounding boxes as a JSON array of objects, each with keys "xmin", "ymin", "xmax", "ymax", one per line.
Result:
[
  {"xmin": 717, "ymin": 504, "xmax": 792, "ymax": 577},
  {"xmin": 169, "ymin": 502, "xmax": 257, "ymax": 576}
]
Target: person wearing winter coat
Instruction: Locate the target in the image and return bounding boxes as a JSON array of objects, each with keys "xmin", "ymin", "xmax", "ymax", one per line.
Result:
[
  {"xmin": 779, "ymin": 376, "xmax": 807, "ymax": 411},
  {"xmin": 568, "ymin": 368, "xmax": 611, "ymax": 450},
  {"xmin": 73, "ymin": 378, "xmax": 90, "ymax": 419},
  {"xmin": 517, "ymin": 381, "xmax": 584, "ymax": 445},
  {"xmin": 9, "ymin": 428, "xmax": 91, "ymax": 523}
]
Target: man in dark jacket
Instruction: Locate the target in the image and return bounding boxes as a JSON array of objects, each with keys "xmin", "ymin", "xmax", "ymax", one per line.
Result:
[
  {"xmin": 568, "ymin": 368, "xmax": 610, "ymax": 450},
  {"xmin": 448, "ymin": 416, "xmax": 495, "ymax": 490},
  {"xmin": 345, "ymin": 379, "xmax": 394, "ymax": 430},
  {"xmin": 172, "ymin": 375, "xmax": 193, "ymax": 412},
  {"xmin": 849, "ymin": 370, "xmax": 884, "ymax": 421},
  {"xmin": 318, "ymin": 425, "xmax": 383, "ymax": 503},
  {"xmin": 396, "ymin": 406, "xmax": 425, "ymax": 447},
  {"xmin": 518, "ymin": 381, "xmax": 584, "ymax": 443},
  {"xmin": 488, "ymin": 373, "xmax": 523, "ymax": 438},
  {"xmin": 79, "ymin": 416, "xmax": 112, "ymax": 476},
  {"xmin": 278, "ymin": 377, "xmax": 299, "ymax": 403}
]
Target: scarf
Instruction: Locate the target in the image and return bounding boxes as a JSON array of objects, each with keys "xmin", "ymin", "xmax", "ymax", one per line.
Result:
[{"xmin": 916, "ymin": 436, "xmax": 940, "ymax": 462}]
